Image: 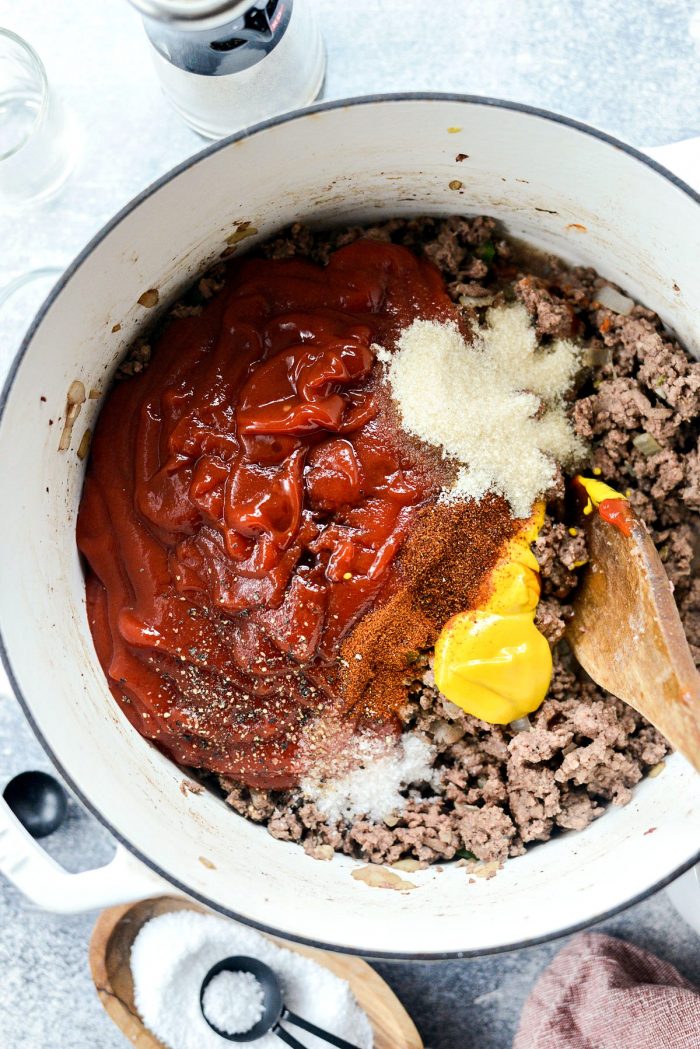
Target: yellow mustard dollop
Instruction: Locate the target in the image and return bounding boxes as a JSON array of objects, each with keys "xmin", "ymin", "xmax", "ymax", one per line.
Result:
[{"xmin": 433, "ymin": 502, "xmax": 552, "ymax": 724}]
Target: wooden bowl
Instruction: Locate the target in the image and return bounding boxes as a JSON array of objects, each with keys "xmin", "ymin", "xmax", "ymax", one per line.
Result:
[{"xmin": 89, "ymin": 895, "xmax": 423, "ymax": 1049}]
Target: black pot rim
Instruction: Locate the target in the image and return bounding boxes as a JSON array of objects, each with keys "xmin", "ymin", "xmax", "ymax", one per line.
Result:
[{"xmin": 1, "ymin": 91, "xmax": 699, "ymax": 961}]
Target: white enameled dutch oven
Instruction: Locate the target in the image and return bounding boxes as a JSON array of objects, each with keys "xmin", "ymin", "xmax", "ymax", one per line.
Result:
[{"xmin": 1, "ymin": 95, "xmax": 699, "ymax": 959}]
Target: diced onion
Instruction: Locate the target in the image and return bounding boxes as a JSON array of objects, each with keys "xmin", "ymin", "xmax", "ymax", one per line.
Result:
[
  {"xmin": 58, "ymin": 380, "xmax": 86, "ymax": 452},
  {"xmin": 509, "ymin": 716, "xmax": 532, "ymax": 733},
  {"xmin": 583, "ymin": 343, "xmax": 611, "ymax": 367},
  {"xmin": 76, "ymin": 428, "xmax": 92, "ymax": 461},
  {"xmin": 434, "ymin": 719, "xmax": 464, "ymax": 745},
  {"xmin": 458, "ymin": 294, "xmax": 495, "ymax": 308},
  {"xmin": 596, "ymin": 284, "xmax": 634, "ymax": 315},
  {"xmin": 633, "ymin": 431, "xmax": 663, "ymax": 456},
  {"xmin": 392, "ymin": 858, "xmax": 423, "ymax": 872},
  {"xmin": 351, "ymin": 865, "xmax": 416, "ymax": 891}
]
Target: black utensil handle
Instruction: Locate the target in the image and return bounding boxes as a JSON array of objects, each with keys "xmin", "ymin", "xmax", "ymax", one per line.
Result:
[
  {"xmin": 274, "ymin": 1024, "xmax": 310, "ymax": 1049},
  {"xmin": 284, "ymin": 1009, "xmax": 362, "ymax": 1049}
]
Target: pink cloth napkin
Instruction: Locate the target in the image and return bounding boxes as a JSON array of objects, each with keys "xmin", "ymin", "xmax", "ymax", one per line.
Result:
[{"xmin": 514, "ymin": 932, "xmax": 700, "ymax": 1049}]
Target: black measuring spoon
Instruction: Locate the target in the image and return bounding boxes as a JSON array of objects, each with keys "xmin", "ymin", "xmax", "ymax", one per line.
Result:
[{"xmin": 200, "ymin": 956, "xmax": 362, "ymax": 1048}]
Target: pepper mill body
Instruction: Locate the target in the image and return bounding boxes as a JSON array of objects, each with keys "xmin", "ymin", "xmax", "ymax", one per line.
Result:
[{"xmin": 130, "ymin": 0, "xmax": 326, "ymax": 138}]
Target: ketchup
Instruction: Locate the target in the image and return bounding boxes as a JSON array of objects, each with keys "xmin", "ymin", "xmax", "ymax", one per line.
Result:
[
  {"xmin": 598, "ymin": 498, "xmax": 633, "ymax": 537},
  {"xmin": 573, "ymin": 475, "xmax": 634, "ymax": 539},
  {"xmin": 77, "ymin": 242, "xmax": 456, "ymax": 788}
]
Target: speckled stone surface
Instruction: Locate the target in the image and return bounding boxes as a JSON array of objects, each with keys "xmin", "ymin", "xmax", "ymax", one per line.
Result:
[{"xmin": 1, "ymin": 2, "xmax": 700, "ymax": 1047}]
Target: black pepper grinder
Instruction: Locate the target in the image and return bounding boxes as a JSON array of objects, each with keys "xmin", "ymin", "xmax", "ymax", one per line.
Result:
[{"xmin": 127, "ymin": 0, "xmax": 326, "ymax": 138}]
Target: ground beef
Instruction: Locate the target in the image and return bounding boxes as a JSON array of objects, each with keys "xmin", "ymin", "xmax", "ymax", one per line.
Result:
[
  {"xmin": 140, "ymin": 214, "xmax": 695, "ymax": 867},
  {"xmin": 534, "ymin": 598, "xmax": 573, "ymax": 646},
  {"xmin": 534, "ymin": 518, "xmax": 588, "ymax": 599},
  {"xmin": 515, "ymin": 275, "xmax": 575, "ymax": 338},
  {"xmin": 215, "ymin": 647, "xmax": 670, "ymax": 865},
  {"xmin": 458, "ymin": 806, "xmax": 517, "ymax": 863}
]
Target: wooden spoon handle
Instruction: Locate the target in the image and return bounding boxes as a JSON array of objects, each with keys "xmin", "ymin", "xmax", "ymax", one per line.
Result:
[{"xmin": 568, "ymin": 508, "xmax": 700, "ymax": 771}]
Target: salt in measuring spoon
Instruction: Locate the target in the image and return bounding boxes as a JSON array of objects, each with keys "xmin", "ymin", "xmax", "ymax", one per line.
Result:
[{"xmin": 200, "ymin": 956, "xmax": 362, "ymax": 1048}]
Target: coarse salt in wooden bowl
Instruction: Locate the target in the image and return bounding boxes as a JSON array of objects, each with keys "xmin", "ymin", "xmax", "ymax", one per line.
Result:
[{"xmin": 89, "ymin": 895, "xmax": 423, "ymax": 1049}]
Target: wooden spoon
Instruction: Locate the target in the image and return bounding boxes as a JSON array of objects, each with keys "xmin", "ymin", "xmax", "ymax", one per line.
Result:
[{"xmin": 567, "ymin": 504, "xmax": 700, "ymax": 771}]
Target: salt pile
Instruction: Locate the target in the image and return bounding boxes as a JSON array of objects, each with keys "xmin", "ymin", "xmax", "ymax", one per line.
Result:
[
  {"xmin": 201, "ymin": 970, "xmax": 265, "ymax": 1036},
  {"xmin": 301, "ymin": 733, "xmax": 439, "ymax": 823},
  {"xmin": 131, "ymin": 910, "xmax": 373, "ymax": 1049}
]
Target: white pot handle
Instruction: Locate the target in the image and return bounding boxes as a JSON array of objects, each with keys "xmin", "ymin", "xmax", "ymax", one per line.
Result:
[
  {"xmin": 643, "ymin": 137, "xmax": 700, "ymax": 194},
  {"xmin": 0, "ymin": 787, "xmax": 173, "ymax": 912},
  {"xmin": 0, "ymin": 669, "xmax": 173, "ymax": 911}
]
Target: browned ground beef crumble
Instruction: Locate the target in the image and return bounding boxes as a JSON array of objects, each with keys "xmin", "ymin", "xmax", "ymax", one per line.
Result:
[{"xmin": 128, "ymin": 215, "xmax": 700, "ymax": 866}]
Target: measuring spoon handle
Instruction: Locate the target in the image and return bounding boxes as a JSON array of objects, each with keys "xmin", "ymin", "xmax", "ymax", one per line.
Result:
[
  {"xmin": 284, "ymin": 1008, "xmax": 362, "ymax": 1049},
  {"xmin": 274, "ymin": 1024, "xmax": 309, "ymax": 1049}
]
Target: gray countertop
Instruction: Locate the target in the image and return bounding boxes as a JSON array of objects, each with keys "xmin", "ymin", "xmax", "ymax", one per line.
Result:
[{"xmin": 1, "ymin": 2, "xmax": 700, "ymax": 1047}]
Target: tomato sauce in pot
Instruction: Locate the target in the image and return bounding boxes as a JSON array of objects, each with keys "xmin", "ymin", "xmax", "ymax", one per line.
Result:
[{"xmin": 78, "ymin": 241, "xmax": 516, "ymax": 788}]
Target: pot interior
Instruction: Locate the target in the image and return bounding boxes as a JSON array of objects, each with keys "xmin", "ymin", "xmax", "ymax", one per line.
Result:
[{"xmin": 1, "ymin": 97, "xmax": 699, "ymax": 956}]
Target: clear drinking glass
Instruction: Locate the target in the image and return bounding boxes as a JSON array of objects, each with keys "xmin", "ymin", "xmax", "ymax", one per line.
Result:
[{"xmin": 0, "ymin": 29, "xmax": 76, "ymax": 206}]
